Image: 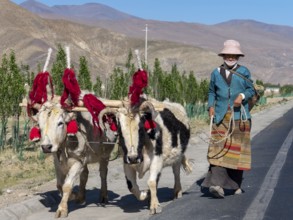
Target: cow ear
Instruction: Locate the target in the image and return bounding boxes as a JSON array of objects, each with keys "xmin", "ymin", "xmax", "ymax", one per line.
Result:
[{"xmin": 64, "ymin": 112, "xmax": 76, "ymax": 123}]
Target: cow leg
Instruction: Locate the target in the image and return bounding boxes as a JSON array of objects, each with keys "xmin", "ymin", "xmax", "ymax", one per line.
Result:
[
  {"xmin": 148, "ymin": 156, "xmax": 163, "ymax": 215},
  {"xmin": 181, "ymin": 154, "xmax": 193, "ymax": 174},
  {"xmin": 53, "ymin": 157, "xmax": 65, "ymax": 196},
  {"xmin": 56, "ymin": 172, "xmax": 65, "ymax": 196},
  {"xmin": 99, "ymin": 158, "xmax": 109, "ymax": 204},
  {"xmin": 124, "ymin": 164, "xmax": 148, "ymax": 201},
  {"xmin": 75, "ymin": 164, "xmax": 88, "ymax": 205},
  {"xmin": 172, "ymin": 160, "xmax": 183, "ymax": 199},
  {"xmin": 55, "ymin": 162, "xmax": 83, "ymax": 218}
]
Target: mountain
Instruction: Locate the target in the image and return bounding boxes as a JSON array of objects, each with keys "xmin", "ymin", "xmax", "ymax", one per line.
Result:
[
  {"xmin": 7, "ymin": 0, "xmax": 293, "ymax": 84},
  {"xmin": 1, "ymin": 0, "xmax": 221, "ymax": 83},
  {"xmin": 20, "ymin": 0, "xmax": 141, "ymax": 21}
]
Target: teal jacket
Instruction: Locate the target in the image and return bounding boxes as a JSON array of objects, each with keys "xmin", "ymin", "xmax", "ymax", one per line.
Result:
[{"xmin": 208, "ymin": 64, "xmax": 255, "ymax": 124}]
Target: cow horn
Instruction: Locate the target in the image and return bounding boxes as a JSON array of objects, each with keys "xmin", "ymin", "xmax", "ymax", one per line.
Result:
[
  {"xmin": 139, "ymin": 101, "xmax": 158, "ymax": 120},
  {"xmin": 98, "ymin": 108, "xmax": 118, "ymax": 131}
]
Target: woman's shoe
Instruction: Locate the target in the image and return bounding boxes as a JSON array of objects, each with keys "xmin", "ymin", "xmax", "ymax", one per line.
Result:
[
  {"xmin": 209, "ymin": 186, "xmax": 224, "ymax": 198},
  {"xmin": 234, "ymin": 188, "xmax": 243, "ymax": 195}
]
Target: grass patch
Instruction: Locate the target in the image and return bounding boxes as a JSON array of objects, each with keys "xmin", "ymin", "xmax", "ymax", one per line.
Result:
[{"xmin": 0, "ymin": 147, "xmax": 55, "ymax": 191}]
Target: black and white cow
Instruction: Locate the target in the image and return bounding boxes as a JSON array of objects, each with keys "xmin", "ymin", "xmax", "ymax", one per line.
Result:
[
  {"xmin": 100, "ymin": 99, "xmax": 192, "ymax": 214},
  {"xmin": 36, "ymin": 102, "xmax": 117, "ymax": 218}
]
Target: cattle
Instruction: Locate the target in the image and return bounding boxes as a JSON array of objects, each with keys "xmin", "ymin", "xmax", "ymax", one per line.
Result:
[
  {"xmin": 99, "ymin": 99, "xmax": 193, "ymax": 214},
  {"xmin": 35, "ymin": 101, "xmax": 117, "ymax": 218}
]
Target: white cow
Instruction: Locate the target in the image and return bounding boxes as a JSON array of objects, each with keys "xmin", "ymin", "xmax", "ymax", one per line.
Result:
[
  {"xmin": 100, "ymin": 99, "xmax": 192, "ymax": 214},
  {"xmin": 36, "ymin": 102, "xmax": 117, "ymax": 218}
]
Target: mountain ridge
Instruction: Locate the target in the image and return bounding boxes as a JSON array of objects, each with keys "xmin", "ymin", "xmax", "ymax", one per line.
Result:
[{"xmin": 4, "ymin": 0, "xmax": 293, "ymax": 84}]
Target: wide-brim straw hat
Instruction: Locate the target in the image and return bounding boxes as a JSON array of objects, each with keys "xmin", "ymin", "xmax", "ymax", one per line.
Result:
[{"xmin": 218, "ymin": 39, "xmax": 245, "ymax": 57}]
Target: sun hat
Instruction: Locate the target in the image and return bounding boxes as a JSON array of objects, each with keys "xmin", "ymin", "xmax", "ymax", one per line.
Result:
[{"xmin": 218, "ymin": 40, "xmax": 244, "ymax": 57}]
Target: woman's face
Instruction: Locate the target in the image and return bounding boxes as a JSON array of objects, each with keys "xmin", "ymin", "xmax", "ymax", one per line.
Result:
[{"xmin": 223, "ymin": 54, "xmax": 239, "ymax": 67}]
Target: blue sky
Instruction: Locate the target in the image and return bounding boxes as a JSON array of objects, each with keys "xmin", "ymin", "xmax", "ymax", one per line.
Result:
[{"xmin": 12, "ymin": 0, "xmax": 293, "ymax": 27}]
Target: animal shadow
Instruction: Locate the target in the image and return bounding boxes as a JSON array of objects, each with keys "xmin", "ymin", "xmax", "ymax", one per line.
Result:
[
  {"xmin": 38, "ymin": 187, "xmax": 120, "ymax": 213},
  {"xmin": 113, "ymin": 187, "xmax": 176, "ymax": 213}
]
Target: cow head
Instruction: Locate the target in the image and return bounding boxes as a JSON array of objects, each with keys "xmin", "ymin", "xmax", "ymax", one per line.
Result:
[
  {"xmin": 36, "ymin": 102, "xmax": 75, "ymax": 153},
  {"xmin": 116, "ymin": 101, "xmax": 159, "ymax": 164}
]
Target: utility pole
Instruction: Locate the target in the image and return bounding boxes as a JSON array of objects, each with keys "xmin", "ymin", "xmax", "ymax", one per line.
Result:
[{"xmin": 144, "ymin": 24, "xmax": 148, "ymax": 66}]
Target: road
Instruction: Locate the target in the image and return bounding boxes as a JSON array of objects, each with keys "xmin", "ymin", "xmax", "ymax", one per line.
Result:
[{"xmin": 0, "ymin": 99, "xmax": 293, "ymax": 220}]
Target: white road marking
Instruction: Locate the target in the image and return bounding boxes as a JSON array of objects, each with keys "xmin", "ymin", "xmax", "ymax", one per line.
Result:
[{"xmin": 243, "ymin": 127, "xmax": 293, "ymax": 220}]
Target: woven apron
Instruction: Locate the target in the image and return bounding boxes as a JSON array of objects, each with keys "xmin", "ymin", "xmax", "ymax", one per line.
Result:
[{"xmin": 207, "ymin": 110, "xmax": 251, "ymax": 170}]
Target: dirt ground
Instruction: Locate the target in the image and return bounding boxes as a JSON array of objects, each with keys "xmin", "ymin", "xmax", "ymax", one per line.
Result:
[{"xmin": 0, "ymin": 149, "xmax": 55, "ymax": 209}]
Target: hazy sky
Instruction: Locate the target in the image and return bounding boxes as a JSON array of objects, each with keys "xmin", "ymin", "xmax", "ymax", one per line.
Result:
[{"xmin": 11, "ymin": 0, "xmax": 293, "ymax": 27}]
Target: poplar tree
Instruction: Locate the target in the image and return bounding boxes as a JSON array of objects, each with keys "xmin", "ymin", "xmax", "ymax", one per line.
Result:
[
  {"xmin": 9, "ymin": 51, "xmax": 25, "ymax": 117},
  {"xmin": 184, "ymin": 72, "xmax": 198, "ymax": 104},
  {"xmin": 0, "ymin": 54, "xmax": 10, "ymax": 121},
  {"xmin": 8, "ymin": 51, "xmax": 25, "ymax": 151},
  {"xmin": 78, "ymin": 56, "xmax": 92, "ymax": 91},
  {"xmin": 108, "ymin": 67, "xmax": 128, "ymax": 100},
  {"xmin": 150, "ymin": 58, "xmax": 164, "ymax": 100},
  {"xmin": 0, "ymin": 54, "xmax": 9, "ymax": 149},
  {"xmin": 93, "ymin": 75, "xmax": 103, "ymax": 97},
  {"xmin": 170, "ymin": 64, "xmax": 183, "ymax": 104},
  {"xmin": 198, "ymin": 79, "xmax": 209, "ymax": 102},
  {"xmin": 51, "ymin": 44, "xmax": 67, "ymax": 95}
]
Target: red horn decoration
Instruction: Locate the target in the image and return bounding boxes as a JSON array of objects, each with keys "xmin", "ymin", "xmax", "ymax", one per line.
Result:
[
  {"xmin": 28, "ymin": 71, "xmax": 54, "ymax": 116},
  {"xmin": 128, "ymin": 69, "xmax": 148, "ymax": 106},
  {"xmin": 83, "ymin": 94, "xmax": 106, "ymax": 133},
  {"xmin": 60, "ymin": 68, "xmax": 81, "ymax": 108}
]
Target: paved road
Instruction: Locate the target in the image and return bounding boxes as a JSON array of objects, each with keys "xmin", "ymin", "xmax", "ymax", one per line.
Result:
[
  {"xmin": 150, "ymin": 105, "xmax": 293, "ymax": 220},
  {"xmin": 1, "ymin": 100, "xmax": 293, "ymax": 220}
]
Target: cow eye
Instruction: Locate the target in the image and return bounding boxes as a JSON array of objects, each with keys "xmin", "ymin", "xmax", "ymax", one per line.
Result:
[{"xmin": 57, "ymin": 121, "xmax": 64, "ymax": 127}]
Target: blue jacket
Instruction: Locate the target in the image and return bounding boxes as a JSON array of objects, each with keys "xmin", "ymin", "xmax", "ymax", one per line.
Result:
[{"xmin": 207, "ymin": 65, "xmax": 255, "ymax": 124}]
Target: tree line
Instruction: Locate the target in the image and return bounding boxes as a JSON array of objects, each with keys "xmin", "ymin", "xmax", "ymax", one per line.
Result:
[
  {"xmin": 0, "ymin": 45, "xmax": 210, "ymax": 152},
  {"xmin": 5, "ymin": 45, "xmax": 292, "ymax": 153},
  {"xmin": 48, "ymin": 45, "xmax": 210, "ymax": 104}
]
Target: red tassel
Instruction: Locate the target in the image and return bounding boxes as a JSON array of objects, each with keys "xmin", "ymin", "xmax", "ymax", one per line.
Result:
[
  {"xmin": 128, "ymin": 69, "xmax": 148, "ymax": 106},
  {"xmin": 83, "ymin": 94, "xmax": 106, "ymax": 132},
  {"xmin": 144, "ymin": 119, "xmax": 157, "ymax": 131},
  {"xmin": 28, "ymin": 71, "xmax": 54, "ymax": 116},
  {"xmin": 67, "ymin": 120, "xmax": 78, "ymax": 135},
  {"xmin": 29, "ymin": 126, "xmax": 41, "ymax": 142},
  {"xmin": 103, "ymin": 114, "xmax": 117, "ymax": 131},
  {"xmin": 110, "ymin": 122, "xmax": 117, "ymax": 131},
  {"xmin": 61, "ymin": 68, "xmax": 81, "ymax": 108}
]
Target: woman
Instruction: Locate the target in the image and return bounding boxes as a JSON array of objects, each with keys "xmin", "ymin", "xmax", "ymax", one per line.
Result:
[{"xmin": 201, "ymin": 39, "xmax": 255, "ymax": 198}]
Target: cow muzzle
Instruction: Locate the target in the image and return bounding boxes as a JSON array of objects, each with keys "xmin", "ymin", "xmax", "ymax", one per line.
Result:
[
  {"xmin": 124, "ymin": 154, "xmax": 143, "ymax": 164},
  {"xmin": 41, "ymin": 144, "xmax": 53, "ymax": 153}
]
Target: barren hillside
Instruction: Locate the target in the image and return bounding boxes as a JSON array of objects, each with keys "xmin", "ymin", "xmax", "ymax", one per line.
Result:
[
  {"xmin": 1, "ymin": 0, "xmax": 221, "ymax": 82},
  {"xmin": 2, "ymin": 0, "xmax": 292, "ymax": 84}
]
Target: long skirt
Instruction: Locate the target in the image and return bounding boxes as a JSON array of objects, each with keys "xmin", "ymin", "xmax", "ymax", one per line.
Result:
[{"xmin": 201, "ymin": 111, "xmax": 251, "ymax": 190}]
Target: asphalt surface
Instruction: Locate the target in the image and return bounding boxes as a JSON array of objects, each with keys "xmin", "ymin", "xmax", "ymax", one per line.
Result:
[
  {"xmin": 1, "ymin": 99, "xmax": 293, "ymax": 220},
  {"xmin": 149, "ymin": 104, "xmax": 293, "ymax": 220}
]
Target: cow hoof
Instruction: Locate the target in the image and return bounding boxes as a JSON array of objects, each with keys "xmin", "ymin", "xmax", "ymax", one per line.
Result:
[
  {"xmin": 174, "ymin": 190, "xmax": 183, "ymax": 199},
  {"xmin": 55, "ymin": 209, "xmax": 68, "ymax": 218},
  {"xmin": 150, "ymin": 204, "xmax": 162, "ymax": 215},
  {"xmin": 140, "ymin": 190, "xmax": 149, "ymax": 200},
  {"xmin": 75, "ymin": 193, "xmax": 86, "ymax": 205},
  {"xmin": 100, "ymin": 197, "xmax": 109, "ymax": 205},
  {"xmin": 75, "ymin": 198, "xmax": 86, "ymax": 205}
]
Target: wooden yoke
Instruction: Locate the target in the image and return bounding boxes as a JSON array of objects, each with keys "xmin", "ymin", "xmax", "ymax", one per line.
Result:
[{"xmin": 20, "ymin": 97, "xmax": 165, "ymax": 112}]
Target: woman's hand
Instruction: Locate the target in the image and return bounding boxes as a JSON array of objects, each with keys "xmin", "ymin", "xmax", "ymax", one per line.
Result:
[
  {"xmin": 209, "ymin": 107, "xmax": 215, "ymax": 118},
  {"xmin": 234, "ymin": 94, "xmax": 243, "ymax": 107}
]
